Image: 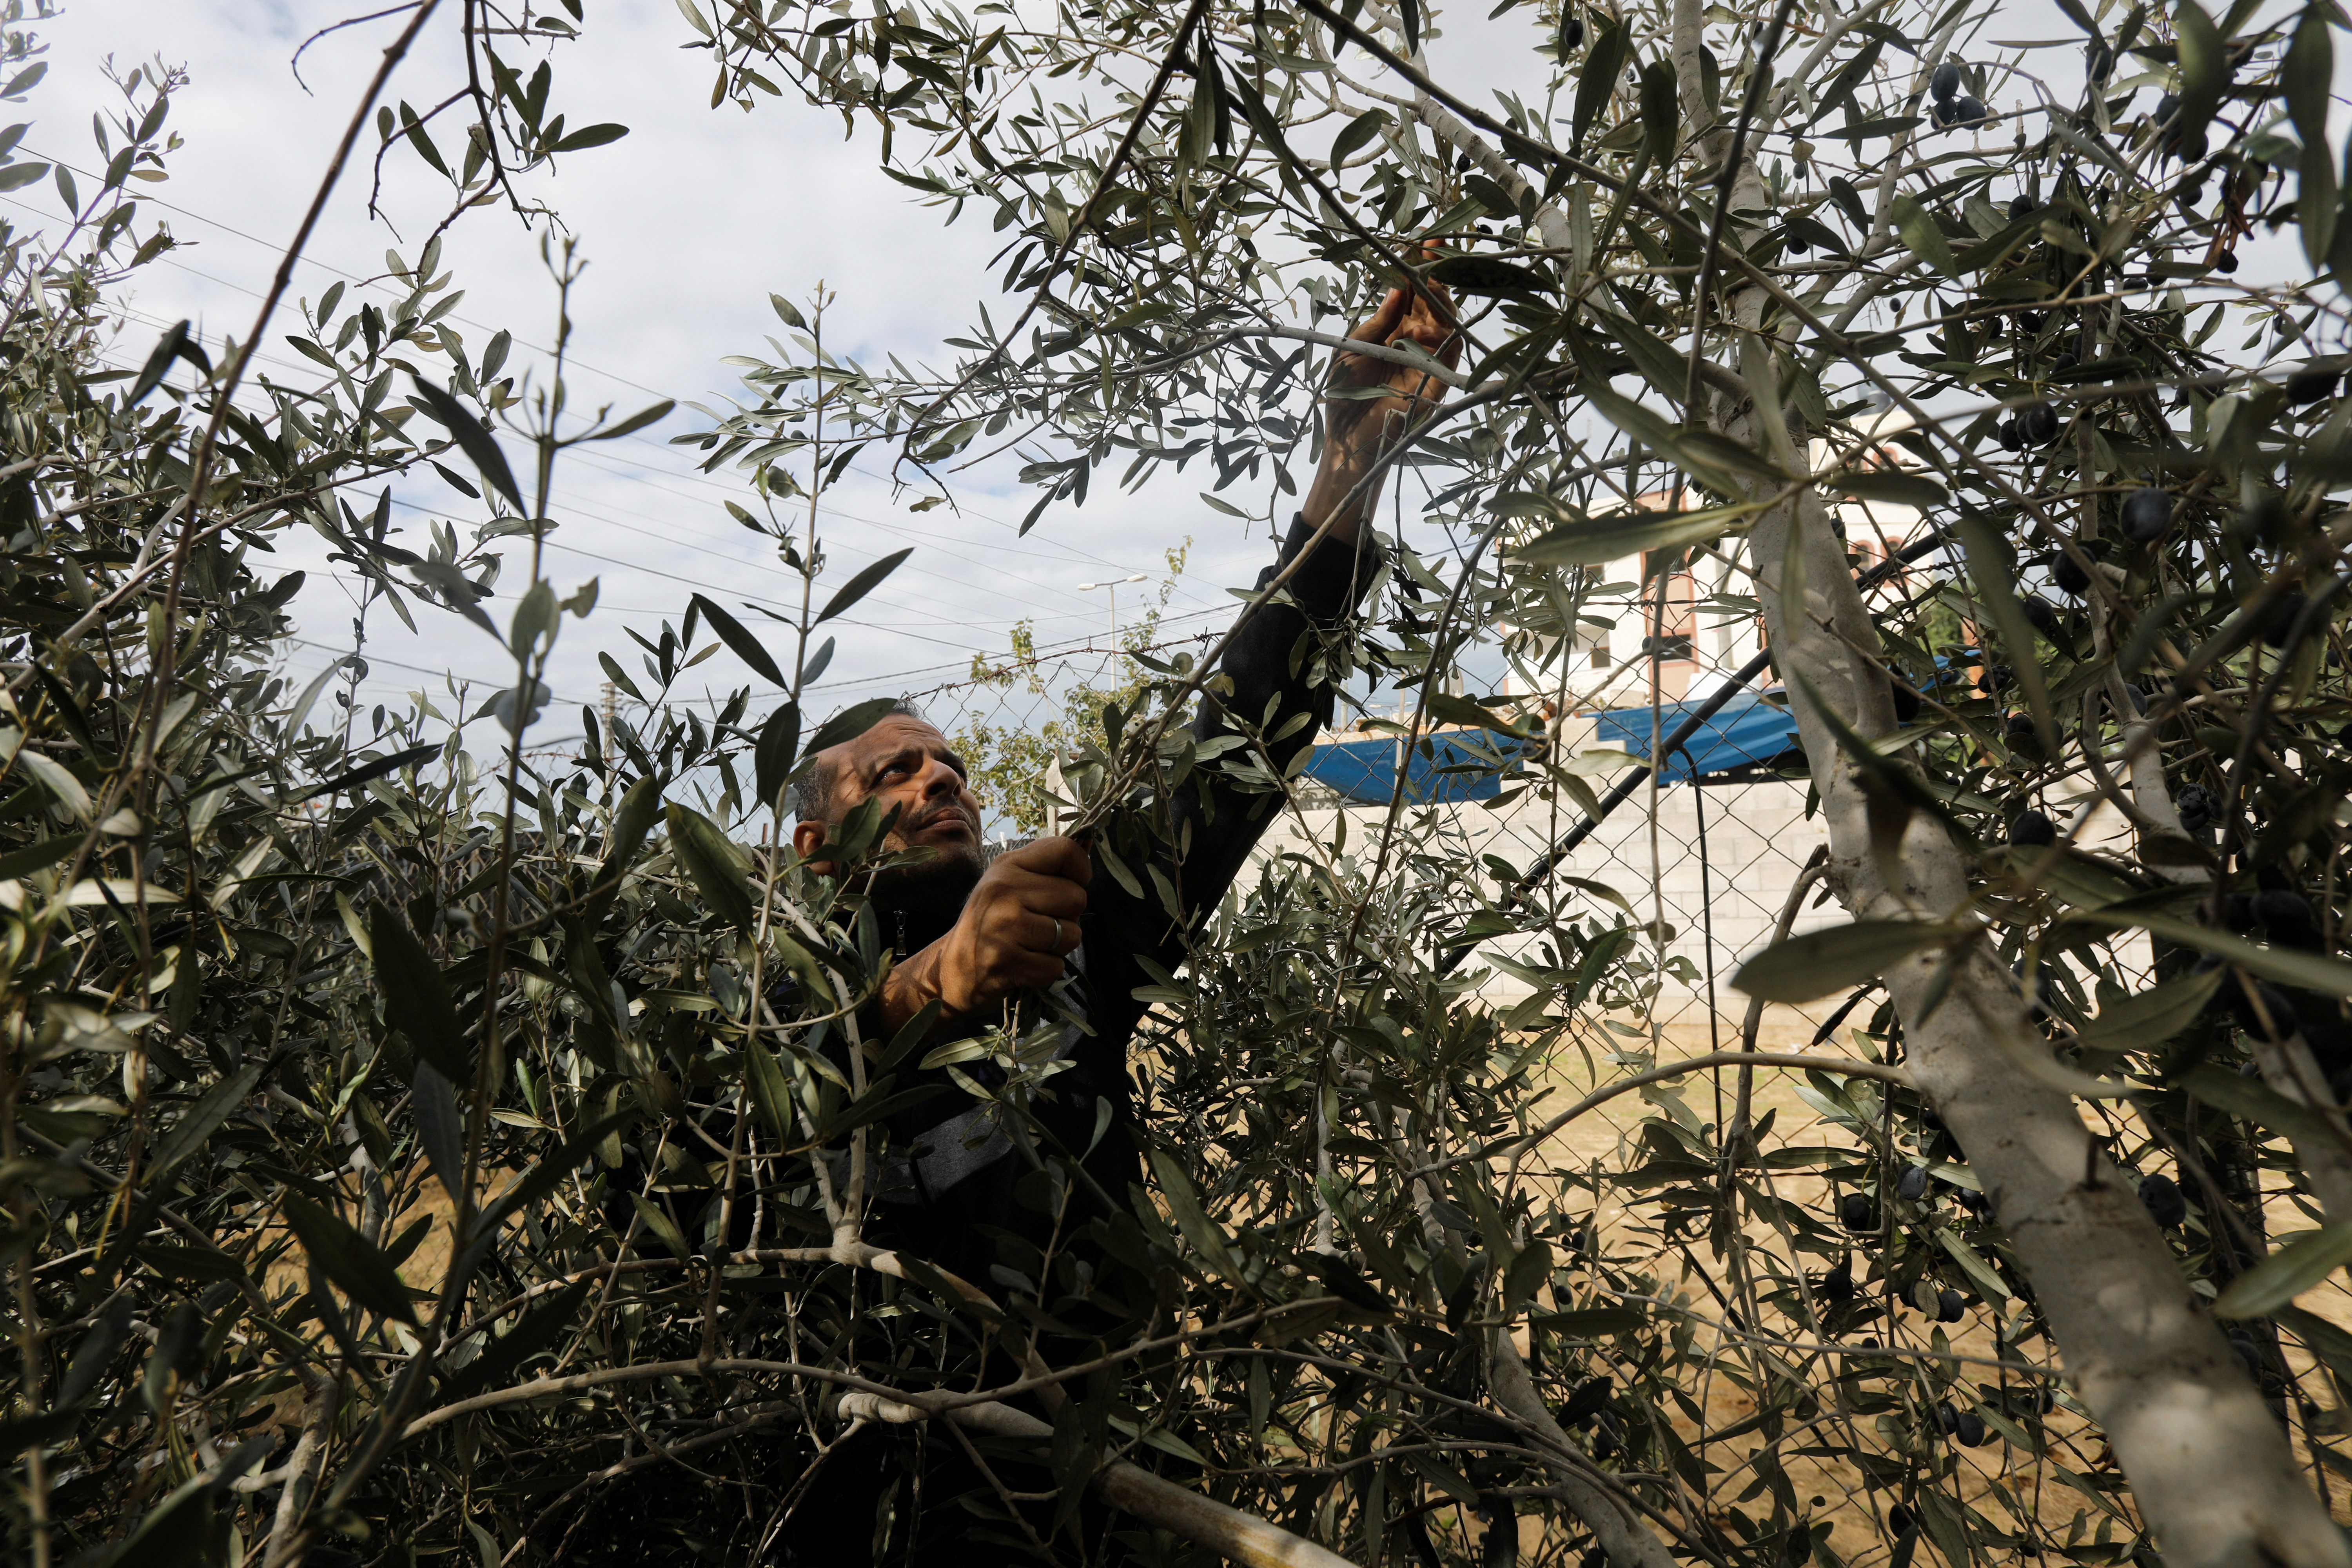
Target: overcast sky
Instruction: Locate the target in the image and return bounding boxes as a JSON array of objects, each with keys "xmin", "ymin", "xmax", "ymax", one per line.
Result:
[
  {"xmin": 18, "ymin": 0, "xmax": 2297, "ymax": 776},
  {"xmin": 16, "ymin": 2, "xmax": 1425, "ymax": 764}
]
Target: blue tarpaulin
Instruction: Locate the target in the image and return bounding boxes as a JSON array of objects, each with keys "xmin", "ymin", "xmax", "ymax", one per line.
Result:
[
  {"xmin": 1301, "ymin": 729, "xmax": 1528, "ymax": 805},
  {"xmin": 1591, "ymin": 691, "xmax": 1800, "ymax": 784},
  {"xmin": 1302, "ymin": 692, "xmax": 1799, "ymax": 804}
]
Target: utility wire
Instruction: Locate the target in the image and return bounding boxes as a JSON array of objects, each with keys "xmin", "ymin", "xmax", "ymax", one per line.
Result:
[{"xmin": 23, "ymin": 147, "xmax": 1221, "ymax": 604}]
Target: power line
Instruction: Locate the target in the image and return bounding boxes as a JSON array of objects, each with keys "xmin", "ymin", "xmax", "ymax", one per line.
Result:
[
  {"xmin": 19, "ymin": 152, "xmax": 1259, "ymax": 703},
  {"xmin": 77, "ymin": 283, "xmax": 1165, "ymax": 636},
  {"xmin": 64, "ymin": 303, "xmax": 1135, "ymax": 641},
  {"xmin": 27, "ymin": 151, "xmax": 1219, "ymax": 606}
]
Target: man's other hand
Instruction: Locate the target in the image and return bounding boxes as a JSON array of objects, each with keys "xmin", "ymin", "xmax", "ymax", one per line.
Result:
[{"xmin": 881, "ymin": 836, "xmax": 1092, "ymax": 1030}]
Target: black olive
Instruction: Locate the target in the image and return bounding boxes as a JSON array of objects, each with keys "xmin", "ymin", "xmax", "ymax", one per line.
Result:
[
  {"xmin": 2262, "ymin": 591, "xmax": 2311, "ymax": 650},
  {"xmin": 1891, "ymin": 682, "xmax": 1922, "ymax": 721},
  {"xmin": 2236, "ymin": 491, "xmax": 2288, "ymax": 545},
  {"xmin": 2088, "ymin": 42, "xmax": 2114, "ymax": 82},
  {"xmin": 2009, "ymin": 809, "xmax": 2056, "ymax": 847},
  {"xmin": 2230, "ymin": 978, "xmax": 2297, "ymax": 1040},
  {"xmin": 2020, "ymin": 593, "xmax": 2056, "ymax": 632},
  {"xmin": 1954, "ymin": 1410, "xmax": 1989, "ymax": 1446},
  {"xmin": 2010, "ymin": 193, "xmax": 2035, "ymax": 221},
  {"xmin": 2121, "ymin": 681, "xmax": 2147, "ymax": 714},
  {"xmin": 2154, "ymin": 91, "xmax": 2180, "ymax": 124},
  {"xmin": 2176, "ymin": 785, "xmax": 2215, "ymax": 830},
  {"xmin": 2214, "ymin": 250, "xmax": 2238, "ymax": 274},
  {"xmin": 1998, "ymin": 418, "xmax": 2024, "ymax": 450},
  {"xmin": 2224, "ymin": 892, "xmax": 2256, "ymax": 929},
  {"xmin": 1933, "ymin": 1400, "xmax": 1960, "ymax": 1434},
  {"xmin": 1788, "ymin": 230, "xmax": 1809, "ymax": 255},
  {"xmin": 2052, "ymin": 551, "xmax": 2091, "ymax": 595},
  {"xmin": 2053, "ymin": 351, "xmax": 2080, "ymax": 371},
  {"xmin": 2017, "ymin": 400, "xmax": 2060, "ymax": 444},
  {"xmin": 1931, "ymin": 60, "xmax": 1962, "ymax": 101},
  {"xmin": 2177, "ymin": 127, "xmax": 2209, "ymax": 161},
  {"xmin": 1818, "ymin": 1265, "xmax": 1856, "ymax": 1302},
  {"xmin": 2229, "ymin": 1336, "xmax": 2263, "ymax": 1378},
  {"xmin": 1560, "ymin": 15, "xmax": 1585, "ymax": 51},
  {"xmin": 2013, "ymin": 959, "xmax": 2053, "ymax": 1018},
  {"xmin": 2138, "ymin": 1172, "xmax": 2187, "ymax": 1227},
  {"xmin": 2287, "ymin": 366, "xmax": 2340, "ymax": 405},
  {"xmin": 1840, "ymin": 1192, "xmax": 1878, "ymax": 1232},
  {"xmin": 2121, "ymin": 487, "xmax": 2171, "ymax": 543},
  {"xmin": 1888, "ymin": 1505, "xmax": 1915, "ymax": 1535},
  {"xmin": 2017, "ymin": 309, "xmax": 2047, "ymax": 331},
  {"xmin": 1898, "ymin": 1165, "xmax": 1929, "ymax": 1201},
  {"xmin": 1951, "ymin": 96, "xmax": 1989, "ymax": 127},
  {"xmin": 1938, "ymin": 1288, "xmax": 1966, "ymax": 1323},
  {"xmin": 1979, "ymin": 663, "xmax": 2013, "ymax": 693},
  {"xmin": 1558, "ymin": 1375, "xmax": 1612, "ymax": 1428},
  {"xmin": 1955, "ymin": 1186, "xmax": 1988, "ymax": 1214},
  {"xmin": 2253, "ymin": 889, "xmax": 2315, "ymax": 931}
]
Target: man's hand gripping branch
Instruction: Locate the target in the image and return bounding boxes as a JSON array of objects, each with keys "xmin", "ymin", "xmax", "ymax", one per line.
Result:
[{"xmin": 1301, "ymin": 269, "xmax": 1463, "ymax": 544}]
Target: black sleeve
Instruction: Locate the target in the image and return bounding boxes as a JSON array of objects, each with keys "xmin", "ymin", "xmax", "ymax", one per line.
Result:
[{"xmin": 1083, "ymin": 514, "xmax": 1385, "ymax": 1014}]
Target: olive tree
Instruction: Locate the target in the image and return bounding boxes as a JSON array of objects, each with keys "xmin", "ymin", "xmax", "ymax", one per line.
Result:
[
  {"xmin": 691, "ymin": 0, "xmax": 2352, "ymax": 1562},
  {"xmin": 13, "ymin": 0, "xmax": 2352, "ymax": 1565}
]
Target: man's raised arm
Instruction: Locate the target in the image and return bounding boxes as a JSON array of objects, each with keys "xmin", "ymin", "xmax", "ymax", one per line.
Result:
[
  {"xmin": 1085, "ymin": 270, "xmax": 1463, "ymax": 981},
  {"xmin": 860, "ymin": 270, "xmax": 1461, "ymax": 1036},
  {"xmin": 1301, "ymin": 274, "xmax": 1463, "ymax": 544}
]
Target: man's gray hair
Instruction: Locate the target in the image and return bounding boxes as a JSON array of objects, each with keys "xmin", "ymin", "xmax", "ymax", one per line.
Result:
[{"xmin": 786, "ymin": 697, "xmax": 927, "ymax": 824}]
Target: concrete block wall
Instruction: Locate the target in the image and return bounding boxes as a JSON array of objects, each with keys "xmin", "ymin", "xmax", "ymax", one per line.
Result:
[
  {"xmin": 1255, "ymin": 776, "xmax": 1835, "ymax": 1018},
  {"xmin": 1254, "ymin": 775, "xmax": 2151, "ymax": 1038}
]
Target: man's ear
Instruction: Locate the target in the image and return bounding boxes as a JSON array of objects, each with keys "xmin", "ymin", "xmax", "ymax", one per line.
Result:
[{"xmin": 791, "ymin": 818, "xmax": 829, "ymax": 866}]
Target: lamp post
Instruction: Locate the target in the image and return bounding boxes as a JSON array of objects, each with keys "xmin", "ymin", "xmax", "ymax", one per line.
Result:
[{"xmin": 1076, "ymin": 573, "xmax": 1147, "ymax": 649}]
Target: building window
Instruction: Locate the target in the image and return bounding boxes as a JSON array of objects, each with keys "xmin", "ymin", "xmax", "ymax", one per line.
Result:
[{"xmin": 1591, "ymin": 639, "xmax": 1610, "ymax": 668}]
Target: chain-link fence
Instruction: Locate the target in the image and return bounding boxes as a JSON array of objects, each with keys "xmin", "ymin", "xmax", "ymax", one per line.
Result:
[
  {"xmin": 875, "ymin": 558, "xmax": 2155, "ymax": 1065},
  {"xmin": 897, "ymin": 624, "xmax": 1844, "ymax": 1048}
]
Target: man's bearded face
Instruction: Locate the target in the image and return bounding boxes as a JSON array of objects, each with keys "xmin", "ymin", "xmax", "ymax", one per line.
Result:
[{"xmin": 810, "ymin": 716, "xmax": 985, "ymax": 911}]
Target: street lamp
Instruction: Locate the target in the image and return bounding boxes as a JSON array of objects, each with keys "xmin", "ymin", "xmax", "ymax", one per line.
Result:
[{"xmin": 1076, "ymin": 573, "xmax": 1148, "ymax": 646}]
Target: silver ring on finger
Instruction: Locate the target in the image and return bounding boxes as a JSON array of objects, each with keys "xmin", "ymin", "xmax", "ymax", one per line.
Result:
[{"xmin": 1049, "ymin": 917, "xmax": 1067, "ymax": 954}]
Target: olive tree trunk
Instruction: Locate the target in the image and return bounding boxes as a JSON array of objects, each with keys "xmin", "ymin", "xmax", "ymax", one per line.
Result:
[
  {"xmin": 1748, "ymin": 489, "xmax": 2345, "ymax": 1568},
  {"xmin": 1397, "ymin": 7, "xmax": 2343, "ymax": 1556}
]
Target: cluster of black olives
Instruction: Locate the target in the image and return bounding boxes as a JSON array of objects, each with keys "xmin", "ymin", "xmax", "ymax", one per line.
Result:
[
  {"xmin": 2038, "ymin": 488, "xmax": 2170, "ymax": 601},
  {"xmin": 1993, "ymin": 399, "xmax": 2061, "ymax": 450},
  {"xmin": 2149, "ymin": 90, "xmax": 2209, "ymax": 162},
  {"xmin": 1929, "ymin": 59, "xmax": 1989, "ymax": 128}
]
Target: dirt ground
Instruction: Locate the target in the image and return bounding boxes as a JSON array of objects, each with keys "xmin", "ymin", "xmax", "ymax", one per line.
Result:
[{"xmin": 1481, "ymin": 1009, "xmax": 2352, "ymax": 1566}]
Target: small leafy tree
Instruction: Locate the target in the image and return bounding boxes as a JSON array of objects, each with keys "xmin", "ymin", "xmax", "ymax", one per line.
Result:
[{"xmin": 951, "ymin": 543, "xmax": 1191, "ymax": 836}]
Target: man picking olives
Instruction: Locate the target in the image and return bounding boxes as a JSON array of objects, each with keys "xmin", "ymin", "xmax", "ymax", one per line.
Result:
[{"xmin": 783, "ymin": 274, "xmax": 1460, "ymax": 1285}]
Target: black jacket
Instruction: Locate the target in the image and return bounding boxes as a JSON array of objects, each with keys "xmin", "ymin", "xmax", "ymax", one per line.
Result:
[{"xmin": 853, "ymin": 516, "xmax": 1382, "ymax": 1283}]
